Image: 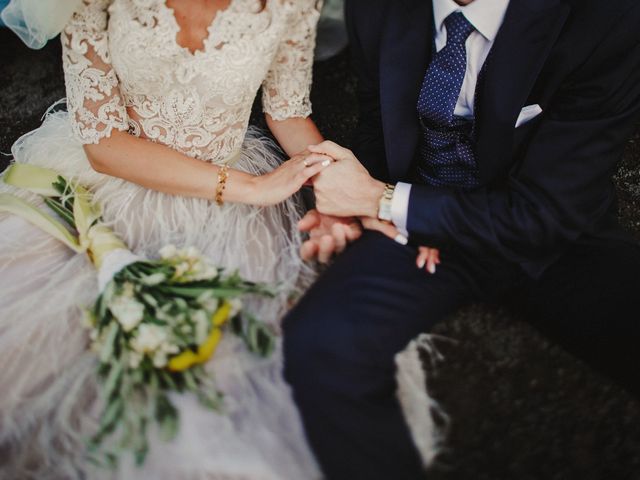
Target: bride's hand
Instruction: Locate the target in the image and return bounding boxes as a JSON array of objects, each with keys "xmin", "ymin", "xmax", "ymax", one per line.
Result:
[
  {"xmin": 250, "ymin": 152, "xmax": 332, "ymax": 206},
  {"xmin": 360, "ymin": 217, "xmax": 440, "ymax": 274}
]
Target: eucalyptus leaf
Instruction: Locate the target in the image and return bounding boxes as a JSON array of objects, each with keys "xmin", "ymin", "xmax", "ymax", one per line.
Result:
[
  {"xmin": 103, "ymin": 360, "xmax": 124, "ymax": 402},
  {"xmin": 99, "ymin": 322, "xmax": 120, "ymax": 364},
  {"xmin": 156, "ymin": 395, "xmax": 179, "ymax": 442}
]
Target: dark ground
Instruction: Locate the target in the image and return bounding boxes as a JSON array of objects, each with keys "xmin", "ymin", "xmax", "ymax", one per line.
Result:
[{"xmin": 1, "ymin": 29, "xmax": 639, "ymax": 480}]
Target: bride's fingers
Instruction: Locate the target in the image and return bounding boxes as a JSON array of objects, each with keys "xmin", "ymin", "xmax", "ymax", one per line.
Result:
[
  {"xmin": 299, "ymin": 158, "xmax": 332, "ymax": 183},
  {"xmin": 345, "ymin": 221, "xmax": 362, "ymax": 242},
  {"xmin": 318, "ymin": 235, "xmax": 336, "ymax": 264},
  {"xmin": 298, "ymin": 209, "xmax": 321, "ymax": 232},
  {"xmin": 416, "ymin": 248, "xmax": 430, "ymax": 269},
  {"xmin": 301, "ymin": 153, "xmax": 332, "ymax": 167},
  {"xmin": 360, "ymin": 217, "xmax": 403, "ymax": 243},
  {"xmin": 301, "ymin": 239, "xmax": 319, "ymax": 262},
  {"xmin": 331, "ymin": 223, "xmax": 348, "ymax": 253},
  {"xmin": 308, "ymin": 141, "xmax": 350, "ymax": 160},
  {"xmin": 426, "ymin": 249, "xmax": 438, "ymax": 274},
  {"xmin": 416, "ymin": 247, "xmax": 440, "ymax": 274}
]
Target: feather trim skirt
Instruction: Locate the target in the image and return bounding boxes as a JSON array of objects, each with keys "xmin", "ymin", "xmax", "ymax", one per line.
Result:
[
  {"xmin": 0, "ymin": 112, "xmax": 443, "ymax": 480},
  {"xmin": 0, "ymin": 112, "xmax": 321, "ymax": 480}
]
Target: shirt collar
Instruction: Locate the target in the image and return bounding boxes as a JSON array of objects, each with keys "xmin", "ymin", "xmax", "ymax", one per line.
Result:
[{"xmin": 432, "ymin": 0, "xmax": 510, "ymax": 42}]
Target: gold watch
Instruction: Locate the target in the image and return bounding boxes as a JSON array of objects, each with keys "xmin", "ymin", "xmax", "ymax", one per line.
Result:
[{"xmin": 377, "ymin": 183, "xmax": 395, "ymax": 222}]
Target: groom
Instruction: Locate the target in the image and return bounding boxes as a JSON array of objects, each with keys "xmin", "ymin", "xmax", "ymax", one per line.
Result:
[{"xmin": 284, "ymin": 0, "xmax": 640, "ymax": 478}]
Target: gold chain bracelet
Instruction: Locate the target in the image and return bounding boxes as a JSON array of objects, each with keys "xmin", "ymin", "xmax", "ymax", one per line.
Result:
[{"xmin": 215, "ymin": 164, "xmax": 230, "ymax": 206}]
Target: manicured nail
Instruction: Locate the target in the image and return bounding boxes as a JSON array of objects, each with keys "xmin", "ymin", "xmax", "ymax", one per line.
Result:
[
  {"xmin": 417, "ymin": 258, "xmax": 426, "ymax": 269},
  {"xmin": 394, "ymin": 234, "xmax": 408, "ymax": 245},
  {"xmin": 428, "ymin": 263, "xmax": 436, "ymax": 274},
  {"xmin": 322, "ymin": 159, "xmax": 331, "ymax": 167}
]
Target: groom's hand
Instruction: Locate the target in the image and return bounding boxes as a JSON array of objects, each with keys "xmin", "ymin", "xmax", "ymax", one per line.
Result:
[
  {"xmin": 308, "ymin": 141, "xmax": 385, "ymax": 218},
  {"xmin": 299, "ymin": 209, "xmax": 362, "ymax": 263},
  {"xmin": 308, "ymin": 141, "xmax": 441, "ymax": 273}
]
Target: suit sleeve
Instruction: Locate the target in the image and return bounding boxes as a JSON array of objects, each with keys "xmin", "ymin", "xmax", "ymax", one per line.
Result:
[
  {"xmin": 345, "ymin": 0, "xmax": 390, "ymax": 181},
  {"xmin": 406, "ymin": 6, "xmax": 640, "ymax": 274}
]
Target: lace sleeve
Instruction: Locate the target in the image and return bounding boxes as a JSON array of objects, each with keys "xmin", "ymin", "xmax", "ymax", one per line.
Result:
[
  {"xmin": 261, "ymin": 0, "xmax": 322, "ymax": 121},
  {"xmin": 62, "ymin": 0, "xmax": 129, "ymax": 144}
]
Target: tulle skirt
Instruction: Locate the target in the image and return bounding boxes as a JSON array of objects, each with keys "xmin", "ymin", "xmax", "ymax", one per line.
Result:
[{"xmin": 0, "ymin": 111, "xmax": 322, "ymax": 480}]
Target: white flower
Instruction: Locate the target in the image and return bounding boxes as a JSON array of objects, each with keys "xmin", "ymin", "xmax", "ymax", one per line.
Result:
[
  {"xmin": 109, "ymin": 295, "xmax": 145, "ymax": 332},
  {"xmin": 141, "ymin": 273, "xmax": 167, "ymax": 286},
  {"xmin": 174, "ymin": 261, "xmax": 190, "ymax": 279},
  {"xmin": 198, "ymin": 292, "xmax": 219, "ymax": 313},
  {"xmin": 159, "ymin": 244, "xmax": 178, "ymax": 259},
  {"xmin": 229, "ymin": 298, "xmax": 243, "ymax": 318},
  {"xmin": 153, "ymin": 351, "xmax": 168, "ymax": 368},
  {"xmin": 130, "ymin": 324, "xmax": 168, "ymax": 354},
  {"xmin": 189, "ymin": 261, "xmax": 218, "ymax": 281},
  {"xmin": 192, "ymin": 310, "xmax": 210, "ymax": 344},
  {"xmin": 129, "ymin": 352, "xmax": 143, "ymax": 369},
  {"xmin": 185, "ymin": 246, "xmax": 201, "ymax": 260},
  {"xmin": 121, "ymin": 282, "xmax": 136, "ymax": 298}
]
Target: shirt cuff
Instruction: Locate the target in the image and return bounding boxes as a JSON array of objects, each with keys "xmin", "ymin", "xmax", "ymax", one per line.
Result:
[{"xmin": 391, "ymin": 182, "xmax": 411, "ymax": 237}]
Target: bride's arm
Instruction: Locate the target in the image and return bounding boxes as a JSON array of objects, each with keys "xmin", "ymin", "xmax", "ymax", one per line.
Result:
[
  {"xmin": 62, "ymin": 0, "xmax": 328, "ymax": 206},
  {"xmin": 266, "ymin": 115, "xmax": 324, "ymax": 157},
  {"xmin": 262, "ymin": 1, "xmax": 326, "ymax": 156},
  {"xmin": 83, "ymin": 131, "xmax": 328, "ymax": 205}
]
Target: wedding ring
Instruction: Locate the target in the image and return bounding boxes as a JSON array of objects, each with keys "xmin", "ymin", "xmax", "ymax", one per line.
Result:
[{"xmin": 303, "ymin": 159, "xmax": 310, "ymax": 167}]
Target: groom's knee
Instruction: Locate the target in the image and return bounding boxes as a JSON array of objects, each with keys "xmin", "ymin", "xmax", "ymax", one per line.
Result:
[
  {"xmin": 282, "ymin": 300, "xmax": 338, "ymax": 391},
  {"xmin": 283, "ymin": 299, "xmax": 396, "ymax": 401}
]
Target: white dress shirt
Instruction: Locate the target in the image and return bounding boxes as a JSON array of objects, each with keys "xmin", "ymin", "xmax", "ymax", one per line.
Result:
[{"xmin": 391, "ymin": 0, "xmax": 510, "ymax": 236}]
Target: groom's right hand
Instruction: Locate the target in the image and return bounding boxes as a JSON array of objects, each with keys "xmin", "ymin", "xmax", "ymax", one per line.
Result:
[{"xmin": 299, "ymin": 209, "xmax": 362, "ymax": 263}]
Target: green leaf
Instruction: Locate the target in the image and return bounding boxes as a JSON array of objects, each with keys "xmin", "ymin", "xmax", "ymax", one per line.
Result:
[
  {"xmin": 44, "ymin": 197, "xmax": 76, "ymax": 228},
  {"xmin": 2, "ymin": 163, "xmax": 62, "ymax": 196},
  {"xmin": 197, "ymin": 387, "xmax": 224, "ymax": 411},
  {"xmin": 242, "ymin": 315, "xmax": 275, "ymax": 357},
  {"xmin": 155, "ymin": 394, "xmax": 179, "ymax": 442},
  {"xmin": 99, "ymin": 322, "xmax": 120, "ymax": 364},
  {"xmin": 0, "ymin": 193, "xmax": 81, "ymax": 252},
  {"xmin": 96, "ymin": 396, "xmax": 124, "ymax": 439},
  {"xmin": 103, "ymin": 360, "xmax": 124, "ymax": 401}
]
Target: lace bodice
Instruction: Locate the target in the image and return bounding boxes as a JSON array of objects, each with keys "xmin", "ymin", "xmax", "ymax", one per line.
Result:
[{"xmin": 62, "ymin": 0, "xmax": 321, "ymax": 163}]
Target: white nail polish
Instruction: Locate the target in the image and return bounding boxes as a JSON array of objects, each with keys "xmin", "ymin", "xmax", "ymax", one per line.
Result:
[
  {"xmin": 417, "ymin": 258, "xmax": 426, "ymax": 269},
  {"xmin": 394, "ymin": 234, "xmax": 408, "ymax": 245},
  {"xmin": 321, "ymin": 159, "xmax": 331, "ymax": 167},
  {"xmin": 428, "ymin": 263, "xmax": 436, "ymax": 274}
]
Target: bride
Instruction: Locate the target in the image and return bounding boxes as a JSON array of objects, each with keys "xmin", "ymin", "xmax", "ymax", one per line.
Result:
[{"xmin": 0, "ymin": 0, "xmax": 334, "ymax": 478}]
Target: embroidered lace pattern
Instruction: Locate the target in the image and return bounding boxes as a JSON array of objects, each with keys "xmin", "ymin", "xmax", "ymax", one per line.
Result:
[{"xmin": 62, "ymin": 0, "xmax": 321, "ymax": 163}]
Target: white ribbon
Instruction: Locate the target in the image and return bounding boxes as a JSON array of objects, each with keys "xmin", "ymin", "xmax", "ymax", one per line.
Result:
[
  {"xmin": 1, "ymin": 0, "xmax": 83, "ymax": 49},
  {"xmin": 97, "ymin": 248, "xmax": 142, "ymax": 292}
]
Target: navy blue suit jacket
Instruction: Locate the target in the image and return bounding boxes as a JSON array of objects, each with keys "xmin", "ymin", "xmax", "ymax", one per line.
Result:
[{"xmin": 345, "ymin": 0, "xmax": 640, "ymax": 276}]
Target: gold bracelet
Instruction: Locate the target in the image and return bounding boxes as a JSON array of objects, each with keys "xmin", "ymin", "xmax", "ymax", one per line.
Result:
[{"xmin": 215, "ymin": 164, "xmax": 230, "ymax": 206}]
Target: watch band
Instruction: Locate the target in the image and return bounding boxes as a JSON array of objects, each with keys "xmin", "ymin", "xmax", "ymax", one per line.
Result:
[{"xmin": 377, "ymin": 183, "xmax": 395, "ymax": 222}]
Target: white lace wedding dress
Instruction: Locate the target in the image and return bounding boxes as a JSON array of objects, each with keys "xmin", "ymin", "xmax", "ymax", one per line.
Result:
[{"xmin": 0, "ymin": 0, "xmax": 325, "ymax": 478}]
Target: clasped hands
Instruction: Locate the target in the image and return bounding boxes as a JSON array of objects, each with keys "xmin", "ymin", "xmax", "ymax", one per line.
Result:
[{"xmin": 298, "ymin": 141, "xmax": 440, "ymax": 274}]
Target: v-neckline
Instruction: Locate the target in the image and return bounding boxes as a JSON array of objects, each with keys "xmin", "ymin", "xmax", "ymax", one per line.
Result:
[{"xmin": 162, "ymin": 0, "xmax": 237, "ymax": 57}]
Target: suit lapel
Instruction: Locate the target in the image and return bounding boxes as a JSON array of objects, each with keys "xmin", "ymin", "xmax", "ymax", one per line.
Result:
[
  {"xmin": 475, "ymin": 0, "xmax": 571, "ymax": 183},
  {"xmin": 379, "ymin": 0, "xmax": 433, "ymax": 181}
]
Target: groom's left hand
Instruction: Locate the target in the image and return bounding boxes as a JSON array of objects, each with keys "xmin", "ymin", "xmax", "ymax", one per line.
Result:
[
  {"xmin": 299, "ymin": 209, "xmax": 362, "ymax": 263},
  {"xmin": 308, "ymin": 141, "xmax": 386, "ymax": 218}
]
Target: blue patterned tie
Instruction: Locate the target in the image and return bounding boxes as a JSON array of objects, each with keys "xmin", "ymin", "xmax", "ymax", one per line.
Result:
[{"xmin": 416, "ymin": 12, "xmax": 480, "ymax": 188}]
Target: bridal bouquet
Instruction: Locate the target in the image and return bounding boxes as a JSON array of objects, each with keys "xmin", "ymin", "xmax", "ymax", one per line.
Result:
[{"xmin": 0, "ymin": 164, "xmax": 276, "ymax": 467}]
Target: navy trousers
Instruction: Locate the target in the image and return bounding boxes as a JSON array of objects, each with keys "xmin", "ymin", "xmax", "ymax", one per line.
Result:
[{"xmin": 283, "ymin": 231, "xmax": 640, "ymax": 480}]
